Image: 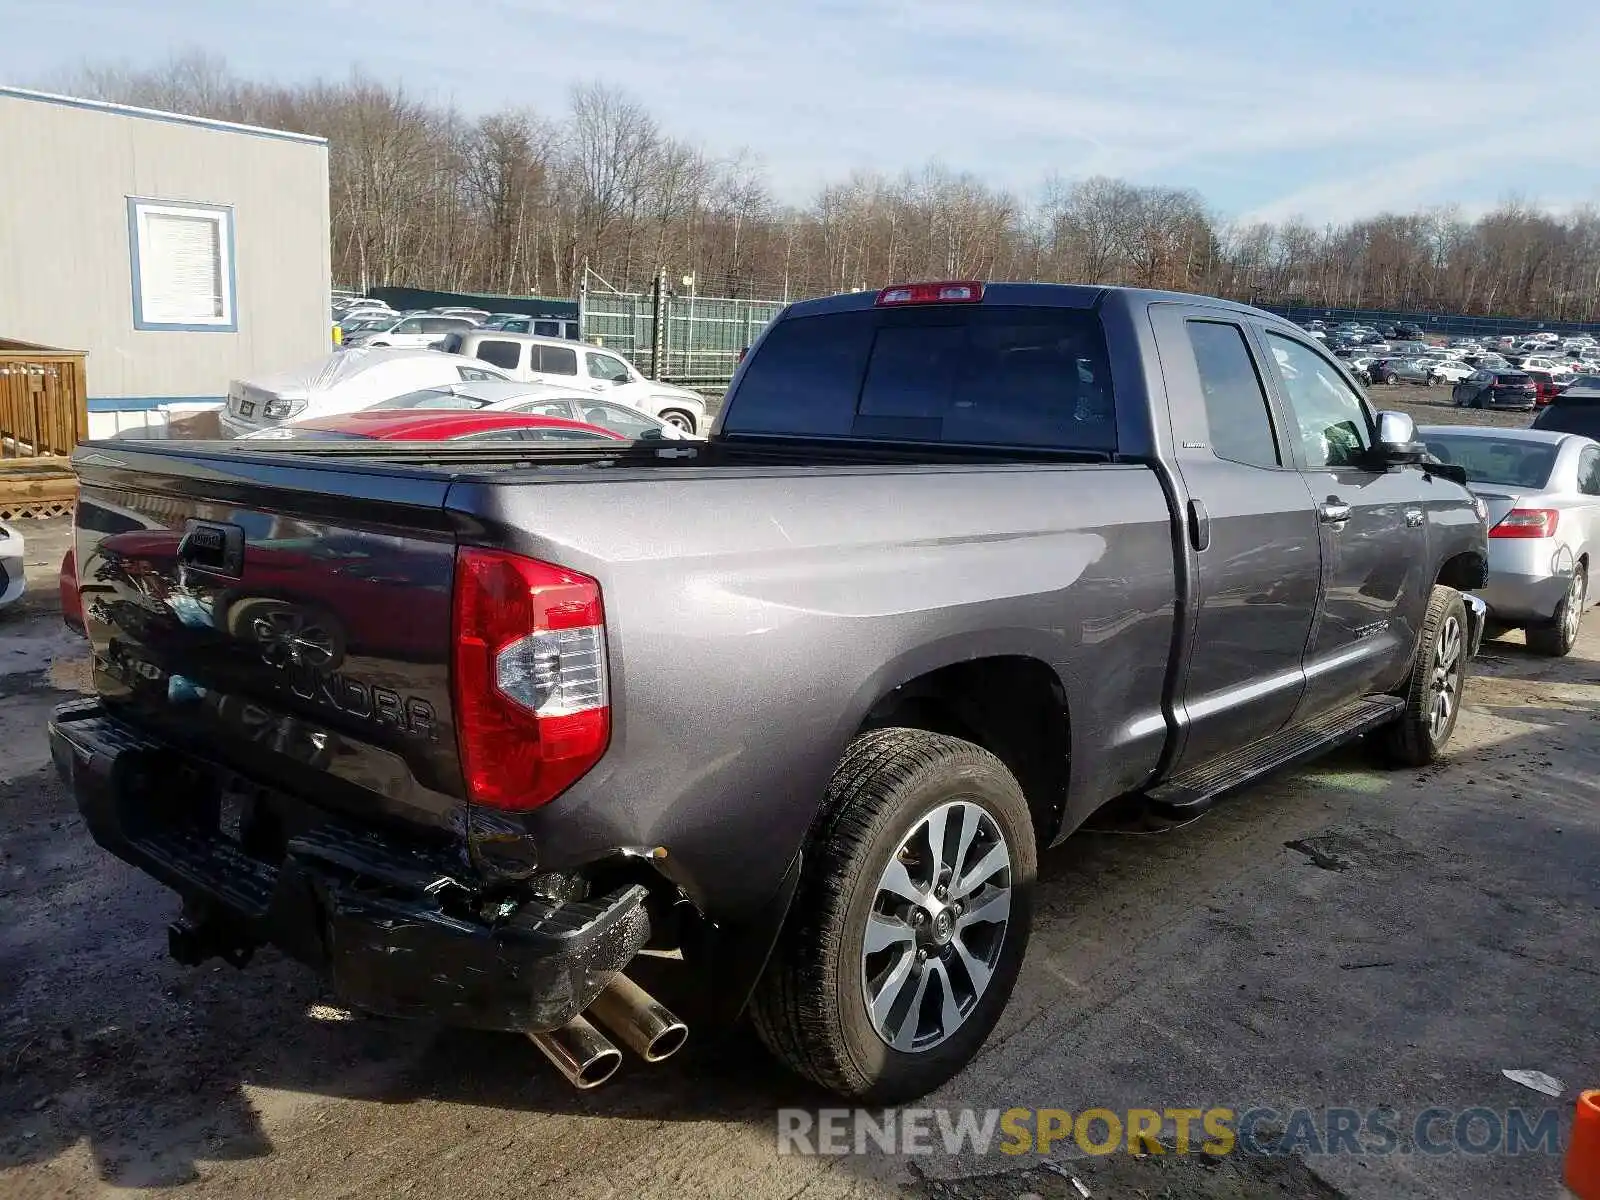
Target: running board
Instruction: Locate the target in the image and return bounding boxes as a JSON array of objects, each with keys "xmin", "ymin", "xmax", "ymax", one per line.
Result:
[{"xmin": 1145, "ymin": 695, "xmax": 1405, "ymax": 814}]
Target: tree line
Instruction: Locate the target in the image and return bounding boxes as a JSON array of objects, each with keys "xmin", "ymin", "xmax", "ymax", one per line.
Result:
[{"xmin": 57, "ymin": 53, "xmax": 1600, "ymax": 320}]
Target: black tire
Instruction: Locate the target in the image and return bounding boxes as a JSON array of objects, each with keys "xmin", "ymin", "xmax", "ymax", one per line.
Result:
[
  {"xmin": 750, "ymin": 728, "xmax": 1036, "ymax": 1103},
  {"xmin": 1379, "ymin": 585, "xmax": 1469, "ymax": 767},
  {"xmin": 659, "ymin": 409, "xmax": 697, "ymax": 434},
  {"xmin": 1526, "ymin": 564, "xmax": 1586, "ymax": 657}
]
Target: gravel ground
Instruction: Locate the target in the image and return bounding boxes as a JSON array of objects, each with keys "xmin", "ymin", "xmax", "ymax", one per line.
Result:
[
  {"xmin": 3, "ymin": 442, "xmax": 1597, "ymax": 1200},
  {"xmin": 1377, "ymin": 383, "xmax": 1541, "ymax": 430}
]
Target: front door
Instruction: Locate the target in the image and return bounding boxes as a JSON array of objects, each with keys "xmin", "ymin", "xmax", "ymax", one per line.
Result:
[
  {"xmin": 1255, "ymin": 329, "xmax": 1431, "ymax": 718},
  {"xmin": 1151, "ymin": 305, "xmax": 1324, "ymax": 770}
]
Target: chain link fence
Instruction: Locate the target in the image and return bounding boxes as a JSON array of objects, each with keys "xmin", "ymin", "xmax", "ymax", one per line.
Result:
[{"xmin": 579, "ymin": 270, "xmax": 784, "ymax": 391}]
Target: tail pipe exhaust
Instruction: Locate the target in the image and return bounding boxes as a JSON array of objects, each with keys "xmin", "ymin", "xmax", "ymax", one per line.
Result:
[
  {"xmin": 528, "ymin": 1015, "xmax": 623, "ymax": 1090},
  {"xmin": 588, "ymin": 974, "xmax": 689, "ymax": 1063}
]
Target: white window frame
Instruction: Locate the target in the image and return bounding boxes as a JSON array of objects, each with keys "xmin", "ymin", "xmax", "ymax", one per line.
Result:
[{"xmin": 127, "ymin": 197, "xmax": 237, "ymax": 332}]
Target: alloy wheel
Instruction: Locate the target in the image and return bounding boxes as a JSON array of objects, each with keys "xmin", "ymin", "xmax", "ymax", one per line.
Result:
[{"xmin": 862, "ymin": 800, "xmax": 1012, "ymax": 1053}]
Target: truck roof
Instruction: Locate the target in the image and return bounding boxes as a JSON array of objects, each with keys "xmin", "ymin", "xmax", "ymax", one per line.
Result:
[{"xmin": 781, "ymin": 282, "xmax": 1292, "ymax": 327}]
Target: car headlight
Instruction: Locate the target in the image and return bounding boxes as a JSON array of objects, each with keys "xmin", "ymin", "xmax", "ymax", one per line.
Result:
[{"xmin": 263, "ymin": 399, "xmax": 306, "ymax": 421}]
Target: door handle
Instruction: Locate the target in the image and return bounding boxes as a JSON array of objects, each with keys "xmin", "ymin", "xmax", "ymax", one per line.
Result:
[
  {"xmin": 1318, "ymin": 501, "xmax": 1352, "ymax": 524},
  {"xmin": 1405, "ymin": 508, "xmax": 1424, "ymax": 528},
  {"xmin": 1187, "ymin": 498, "xmax": 1210, "ymax": 552}
]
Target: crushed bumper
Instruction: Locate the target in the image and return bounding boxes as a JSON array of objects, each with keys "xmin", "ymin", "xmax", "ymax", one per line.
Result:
[{"xmin": 48, "ymin": 699, "xmax": 650, "ymax": 1033}]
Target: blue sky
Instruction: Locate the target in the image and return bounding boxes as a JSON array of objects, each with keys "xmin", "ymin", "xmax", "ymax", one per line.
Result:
[{"xmin": 3, "ymin": 0, "xmax": 1597, "ymax": 224}]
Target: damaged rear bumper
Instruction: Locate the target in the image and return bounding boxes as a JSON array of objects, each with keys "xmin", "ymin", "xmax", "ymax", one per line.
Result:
[{"xmin": 48, "ymin": 699, "xmax": 650, "ymax": 1034}]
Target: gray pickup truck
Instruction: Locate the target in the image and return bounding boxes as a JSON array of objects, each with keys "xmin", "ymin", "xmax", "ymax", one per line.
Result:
[{"xmin": 52, "ymin": 282, "xmax": 1489, "ymax": 1102}]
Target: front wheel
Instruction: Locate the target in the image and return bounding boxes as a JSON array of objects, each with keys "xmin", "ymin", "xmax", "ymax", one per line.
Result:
[
  {"xmin": 659, "ymin": 409, "xmax": 697, "ymax": 434},
  {"xmin": 1379, "ymin": 585, "xmax": 1469, "ymax": 767},
  {"xmin": 1526, "ymin": 565, "xmax": 1586, "ymax": 657},
  {"xmin": 750, "ymin": 728, "xmax": 1036, "ymax": 1102}
]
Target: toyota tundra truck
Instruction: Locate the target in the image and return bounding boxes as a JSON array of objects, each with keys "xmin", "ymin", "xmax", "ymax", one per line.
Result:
[{"xmin": 51, "ymin": 282, "xmax": 1489, "ymax": 1102}]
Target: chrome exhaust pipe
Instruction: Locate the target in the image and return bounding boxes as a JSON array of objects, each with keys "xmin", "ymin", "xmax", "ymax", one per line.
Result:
[
  {"xmin": 528, "ymin": 1015, "xmax": 623, "ymax": 1089},
  {"xmin": 588, "ymin": 974, "xmax": 690, "ymax": 1063}
]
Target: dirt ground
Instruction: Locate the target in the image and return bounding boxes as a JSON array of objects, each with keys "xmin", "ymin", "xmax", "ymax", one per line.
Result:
[{"xmin": 2, "ymin": 409, "xmax": 1596, "ymax": 1199}]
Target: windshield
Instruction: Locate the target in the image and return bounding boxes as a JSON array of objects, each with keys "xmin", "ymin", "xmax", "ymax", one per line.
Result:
[{"xmin": 1421, "ymin": 434, "xmax": 1558, "ymax": 489}]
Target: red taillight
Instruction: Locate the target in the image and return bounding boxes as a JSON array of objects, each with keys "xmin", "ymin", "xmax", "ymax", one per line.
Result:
[
  {"xmin": 451, "ymin": 547, "xmax": 610, "ymax": 811},
  {"xmin": 875, "ymin": 280, "xmax": 985, "ymax": 307},
  {"xmin": 1490, "ymin": 508, "xmax": 1560, "ymax": 539},
  {"xmin": 59, "ymin": 547, "xmax": 84, "ymax": 634}
]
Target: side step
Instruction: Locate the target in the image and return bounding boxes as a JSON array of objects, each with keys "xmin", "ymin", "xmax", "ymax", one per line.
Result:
[{"xmin": 1145, "ymin": 695, "xmax": 1404, "ymax": 814}]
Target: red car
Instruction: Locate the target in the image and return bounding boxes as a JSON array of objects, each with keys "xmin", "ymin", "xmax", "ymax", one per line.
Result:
[{"xmin": 257, "ymin": 410, "xmax": 628, "ymax": 443}]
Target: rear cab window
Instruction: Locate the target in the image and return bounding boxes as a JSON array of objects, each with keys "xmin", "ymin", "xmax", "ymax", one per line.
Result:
[{"xmin": 721, "ymin": 305, "xmax": 1116, "ymax": 451}]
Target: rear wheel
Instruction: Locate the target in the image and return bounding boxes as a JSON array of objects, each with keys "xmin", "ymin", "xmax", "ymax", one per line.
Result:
[
  {"xmin": 750, "ymin": 728, "xmax": 1035, "ymax": 1102},
  {"xmin": 1380, "ymin": 585, "xmax": 1468, "ymax": 767},
  {"xmin": 1526, "ymin": 565, "xmax": 1586, "ymax": 657}
]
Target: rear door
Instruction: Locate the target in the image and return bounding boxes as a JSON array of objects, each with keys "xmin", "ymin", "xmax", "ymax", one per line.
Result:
[
  {"xmin": 1149, "ymin": 304, "xmax": 1322, "ymax": 767},
  {"xmin": 72, "ymin": 450, "xmax": 464, "ymax": 833},
  {"xmin": 1255, "ymin": 328, "xmax": 1431, "ymax": 717}
]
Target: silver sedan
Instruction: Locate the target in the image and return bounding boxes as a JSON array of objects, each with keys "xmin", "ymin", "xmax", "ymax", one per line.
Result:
[{"xmin": 1419, "ymin": 425, "xmax": 1600, "ymax": 656}]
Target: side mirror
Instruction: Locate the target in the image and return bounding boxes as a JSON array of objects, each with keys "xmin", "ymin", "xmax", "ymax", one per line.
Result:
[{"xmin": 1375, "ymin": 410, "xmax": 1425, "ymax": 465}]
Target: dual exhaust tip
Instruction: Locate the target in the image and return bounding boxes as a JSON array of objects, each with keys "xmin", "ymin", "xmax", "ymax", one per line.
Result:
[{"xmin": 529, "ymin": 973, "xmax": 688, "ymax": 1089}]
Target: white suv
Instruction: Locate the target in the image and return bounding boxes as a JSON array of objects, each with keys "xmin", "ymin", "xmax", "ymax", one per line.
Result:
[{"xmin": 439, "ymin": 331, "xmax": 707, "ymax": 433}]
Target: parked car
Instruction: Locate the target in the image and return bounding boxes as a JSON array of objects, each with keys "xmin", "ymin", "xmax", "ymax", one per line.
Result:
[
  {"xmin": 220, "ymin": 348, "xmax": 512, "ymax": 438},
  {"xmin": 342, "ymin": 314, "xmax": 479, "ymax": 350},
  {"xmin": 241, "ymin": 409, "xmax": 626, "ymax": 445},
  {"xmin": 1521, "ymin": 369, "xmax": 1569, "ymax": 406},
  {"xmin": 52, "ymin": 281, "xmax": 1491, "ymax": 1102},
  {"xmin": 1377, "ymin": 358, "xmax": 1442, "ymax": 386},
  {"xmin": 1452, "ymin": 369, "xmax": 1538, "ymax": 410},
  {"xmin": 366, "ymin": 380, "xmax": 695, "ymax": 440},
  {"xmin": 1385, "ymin": 322, "xmax": 1426, "ymax": 340},
  {"xmin": 0, "ymin": 521, "xmax": 24, "ymax": 612},
  {"xmin": 1429, "ymin": 360, "xmax": 1476, "ymax": 384},
  {"xmin": 481, "ymin": 315, "xmax": 582, "ymax": 340},
  {"xmin": 1418, "ymin": 425, "xmax": 1600, "ymax": 656},
  {"xmin": 438, "ymin": 330, "xmax": 708, "ymax": 433},
  {"xmin": 433, "ymin": 307, "xmax": 491, "ymax": 323},
  {"xmin": 1531, "ymin": 380, "xmax": 1600, "ymax": 440}
]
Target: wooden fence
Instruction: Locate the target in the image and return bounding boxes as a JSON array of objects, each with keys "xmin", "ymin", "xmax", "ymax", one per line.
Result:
[{"xmin": 0, "ymin": 339, "xmax": 87, "ymax": 519}]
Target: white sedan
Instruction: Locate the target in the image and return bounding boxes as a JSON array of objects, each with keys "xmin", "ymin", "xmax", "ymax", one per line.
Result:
[
  {"xmin": 0, "ymin": 521, "xmax": 25, "ymax": 611},
  {"xmin": 1418, "ymin": 425, "xmax": 1600, "ymax": 657},
  {"xmin": 221, "ymin": 348, "xmax": 512, "ymax": 438}
]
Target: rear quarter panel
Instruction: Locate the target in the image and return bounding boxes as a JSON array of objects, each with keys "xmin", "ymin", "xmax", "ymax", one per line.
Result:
[{"xmin": 446, "ymin": 462, "xmax": 1177, "ymax": 920}]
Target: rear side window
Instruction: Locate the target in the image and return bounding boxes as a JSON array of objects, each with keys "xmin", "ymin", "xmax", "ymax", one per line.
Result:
[
  {"xmin": 722, "ymin": 306, "xmax": 1115, "ymax": 451},
  {"xmin": 533, "ymin": 320, "xmax": 562, "ymax": 337},
  {"xmin": 1187, "ymin": 321, "xmax": 1279, "ymax": 468},
  {"xmin": 536, "ymin": 345, "xmax": 579, "ymax": 376},
  {"xmin": 475, "ymin": 340, "xmax": 523, "ymax": 371}
]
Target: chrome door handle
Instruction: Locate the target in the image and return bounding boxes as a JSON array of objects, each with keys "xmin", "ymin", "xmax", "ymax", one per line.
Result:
[
  {"xmin": 1405, "ymin": 508, "xmax": 1424, "ymax": 527},
  {"xmin": 1319, "ymin": 502, "xmax": 1352, "ymax": 524}
]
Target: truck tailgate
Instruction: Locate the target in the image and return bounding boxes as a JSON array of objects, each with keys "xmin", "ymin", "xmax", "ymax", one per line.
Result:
[{"xmin": 70, "ymin": 446, "xmax": 464, "ymax": 835}]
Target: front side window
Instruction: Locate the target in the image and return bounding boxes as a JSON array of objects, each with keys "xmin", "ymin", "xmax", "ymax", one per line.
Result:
[
  {"xmin": 1264, "ymin": 332, "xmax": 1373, "ymax": 468},
  {"xmin": 395, "ymin": 318, "xmax": 425, "ymax": 334},
  {"xmin": 1187, "ymin": 321, "xmax": 1279, "ymax": 468},
  {"xmin": 582, "ymin": 402, "xmax": 658, "ymax": 437},
  {"xmin": 587, "ymin": 352, "xmax": 633, "ymax": 384},
  {"xmin": 127, "ymin": 198, "xmax": 234, "ymax": 331}
]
